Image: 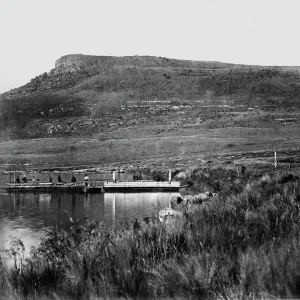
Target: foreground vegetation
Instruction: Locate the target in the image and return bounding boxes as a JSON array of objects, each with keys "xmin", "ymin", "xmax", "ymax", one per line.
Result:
[{"xmin": 1, "ymin": 168, "xmax": 300, "ymax": 299}]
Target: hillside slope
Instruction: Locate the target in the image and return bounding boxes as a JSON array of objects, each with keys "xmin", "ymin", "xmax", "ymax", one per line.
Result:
[{"xmin": 0, "ymin": 54, "xmax": 300, "ymax": 169}]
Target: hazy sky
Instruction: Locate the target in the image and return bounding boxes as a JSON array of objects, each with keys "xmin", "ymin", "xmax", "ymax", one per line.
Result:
[{"xmin": 1, "ymin": 0, "xmax": 300, "ymax": 93}]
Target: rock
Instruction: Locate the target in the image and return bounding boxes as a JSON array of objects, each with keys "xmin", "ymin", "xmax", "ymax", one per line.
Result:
[
  {"xmin": 182, "ymin": 192, "xmax": 211, "ymax": 204},
  {"xmin": 193, "ymin": 192, "xmax": 213, "ymax": 202},
  {"xmin": 171, "ymin": 192, "xmax": 218, "ymax": 209},
  {"xmin": 182, "ymin": 195, "xmax": 196, "ymax": 205},
  {"xmin": 170, "ymin": 195, "xmax": 184, "ymax": 209},
  {"xmin": 158, "ymin": 208, "xmax": 183, "ymax": 223},
  {"xmin": 175, "ymin": 171, "xmax": 187, "ymax": 179}
]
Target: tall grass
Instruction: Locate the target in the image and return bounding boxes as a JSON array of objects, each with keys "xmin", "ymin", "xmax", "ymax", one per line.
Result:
[{"xmin": 1, "ymin": 169, "xmax": 300, "ymax": 299}]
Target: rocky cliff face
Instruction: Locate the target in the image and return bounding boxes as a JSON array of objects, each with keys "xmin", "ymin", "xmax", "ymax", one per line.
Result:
[
  {"xmin": 55, "ymin": 54, "xmax": 102, "ymax": 71},
  {"xmin": 54, "ymin": 54, "xmax": 238, "ymax": 73}
]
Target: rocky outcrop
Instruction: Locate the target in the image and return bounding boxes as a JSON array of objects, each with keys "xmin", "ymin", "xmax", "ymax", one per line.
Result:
[
  {"xmin": 55, "ymin": 54, "xmax": 86, "ymax": 69},
  {"xmin": 54, "ymin": 54, "xmax": 238, "ymax": 73},
  {"xmin": 55, "ymin": 54, "xmax": 102, "ymax": 72}
]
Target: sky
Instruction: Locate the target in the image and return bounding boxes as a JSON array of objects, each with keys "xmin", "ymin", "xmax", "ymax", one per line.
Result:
[{"xmin": 1, "ymin": 0, "xmax": 300, "ymax": 93}]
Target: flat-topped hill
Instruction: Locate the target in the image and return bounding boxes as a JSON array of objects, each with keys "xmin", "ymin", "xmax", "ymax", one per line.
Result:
[
  {"xmin": 55, "ymin": 54, "xmax": 240, "ymax": 70},
  {"xmin": 3, "ymin": 54, "xmax": 300, "ymax": 101},
  {"xmin": 0, "ymin": 54, "xmax": 300, "ymax": 169}
]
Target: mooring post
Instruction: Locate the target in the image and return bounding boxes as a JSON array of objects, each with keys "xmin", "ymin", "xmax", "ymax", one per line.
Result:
[
  {"xmin": 168, "ymin": 170, "xmax": 171, "ymax": 182},
  {"xmin": 274, "ymin": 150, "xmax": 277, "ymax": 170},
  {"xmin": 113, "ymin": 171, "xmax": 116, "ymax": 181}
]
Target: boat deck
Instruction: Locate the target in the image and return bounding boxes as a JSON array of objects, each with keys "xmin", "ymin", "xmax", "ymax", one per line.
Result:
[
  {"xmin": 5, "ymin": 180, "xmax": 181, "ymax": 193},
  {"xmin": 102, "ymin": 180, "xmax": 180, "ymax": 192}
]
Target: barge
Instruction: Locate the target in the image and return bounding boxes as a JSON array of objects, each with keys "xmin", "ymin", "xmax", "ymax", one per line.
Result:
[{"xmin": 5, "ymin": 180, "xmax": 181, "ymax": 193}]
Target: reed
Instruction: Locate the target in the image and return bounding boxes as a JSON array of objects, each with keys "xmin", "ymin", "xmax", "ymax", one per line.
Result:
[{"xmin": 1, "ymin": 169, "xmax": 300, "ymax": 299}]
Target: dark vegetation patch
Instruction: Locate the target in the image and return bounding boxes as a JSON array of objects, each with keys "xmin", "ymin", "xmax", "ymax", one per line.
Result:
[
  {"xmin": 279, "ymin": 173, "xmax": 300, "ymax": 184},
  {"xmin": 0, "ymin": 93, "xmax": 86, "ymax": 122},
  {"xmin": 181, "ymin": 166, "xmax": 258, "ymax": 196},
  {"xmin": 0, "ymin": 93, "xmax": 86, "ymax": 138}
]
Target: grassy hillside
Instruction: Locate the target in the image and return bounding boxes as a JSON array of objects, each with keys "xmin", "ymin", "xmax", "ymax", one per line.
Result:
[{"xmin": 1, "ymin": 55, "xmax": 300, "ymax": 168}]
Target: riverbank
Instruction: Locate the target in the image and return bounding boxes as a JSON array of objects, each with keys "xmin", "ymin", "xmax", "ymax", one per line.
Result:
[{"xmin": 1, "ymin": 167, "xmax": 300, "ymax": 299}]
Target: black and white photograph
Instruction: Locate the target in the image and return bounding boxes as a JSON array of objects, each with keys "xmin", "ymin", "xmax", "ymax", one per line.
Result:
[{"xmin": 1, "ymin": 0, "xmax": 300, "ymax": 299}]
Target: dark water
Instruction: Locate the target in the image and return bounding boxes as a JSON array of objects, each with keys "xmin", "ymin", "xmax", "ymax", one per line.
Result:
[{"xmin": 0, "ymin": 190, "xmax": 179, "ymax": 266}]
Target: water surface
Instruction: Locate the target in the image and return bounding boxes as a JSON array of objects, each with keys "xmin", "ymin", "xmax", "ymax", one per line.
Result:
[{"xmin": 0, "ymin": 190, "xmax": 179, "ymax": 265}]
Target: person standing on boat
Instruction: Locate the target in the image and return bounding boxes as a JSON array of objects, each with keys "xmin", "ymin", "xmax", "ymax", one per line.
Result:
[
  {"xmin": 84, "ymin": 174, "xmax": 89, "ymax": 186},
  {"xmin": 71, "ymin": 175, "xmax": 77, "ymax": 183},
  {"xmin": 22, "ymin": 175, "xmax": 27, "ymax": 183},
  {"xmin": 241, "ymin": 165, "xmax": 246, "ymax": 176},
  {"xmin": 15, "ymin": 176, "xmax": 20, "ymax": 183},
  {"xmin": 58, "ymin": 174, "xmax": 62, "ymax": 182},
  {"xmin": 49, "ymin": 175, "xmax": 52, "ymax": 183},
  {"xmin": 32, "ymin": 176, "xmax": 36, "ymax": 182}
]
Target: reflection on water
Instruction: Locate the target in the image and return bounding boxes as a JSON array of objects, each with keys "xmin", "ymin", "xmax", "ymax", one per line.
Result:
[{"xmin": 0, "ymin": 191, "xmax": 179, "ymax": 265}]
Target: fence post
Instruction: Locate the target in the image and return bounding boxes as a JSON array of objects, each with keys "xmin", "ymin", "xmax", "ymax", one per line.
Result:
[{"xmin": 237, "ymin": 165, "xmax": 240, "ymax": 177}]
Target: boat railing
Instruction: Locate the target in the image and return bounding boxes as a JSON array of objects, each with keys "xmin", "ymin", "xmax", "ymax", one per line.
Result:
[
  {"xmin": 7, "ymin": 180, "xmax": 104, "ymax": 186},
  {"xmin": 8, "ymin": 182, "xmax": 41, "ymax": 187},
  {"xmin": 103, "ymin": 180, "xmax": 181, "ymax": 187},
  {"xmin": 104, "ymin": 179, "xmax": 179, "ymax": 183},
  {"xmin": 77, "ymin": 180, "xmax": 104, "ymax": 188},
  {"xmin": 6, "ymin": 180, "xmax": 180, "ymax": 190}
]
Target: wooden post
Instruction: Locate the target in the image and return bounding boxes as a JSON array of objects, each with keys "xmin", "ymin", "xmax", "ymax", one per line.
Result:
[
  {"xmin": 113, "ymin": 171, "xmax": 116, "ymax": 181},
  {"xmin": 168, "ymin": 170, "xmax": 171, "ymax": 182},
  {"xmin": 274, "ymin": 150, "xmax": 277, "ymax": 170}
]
